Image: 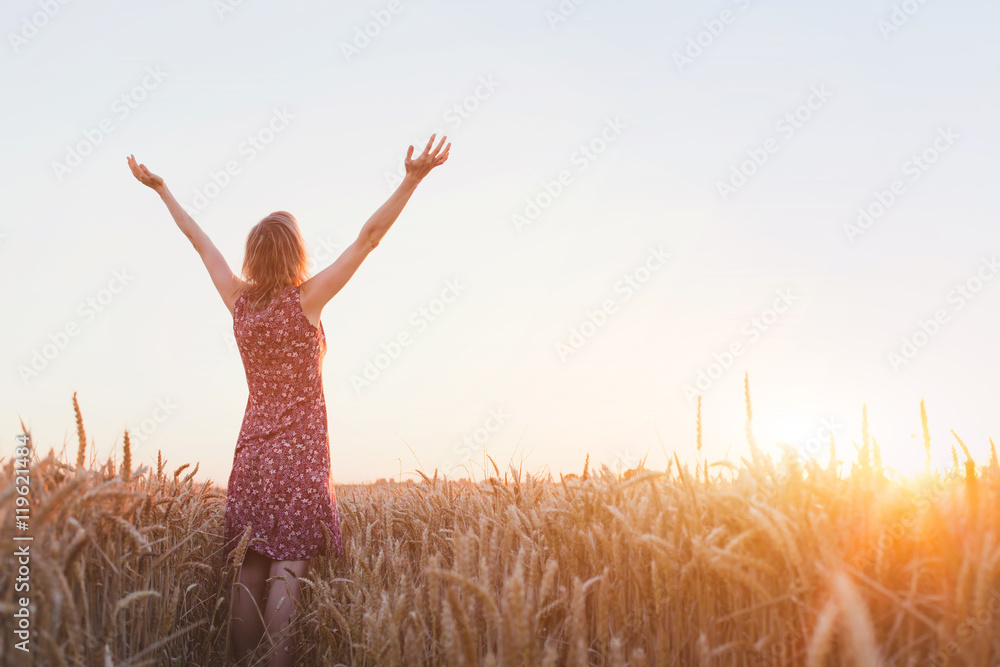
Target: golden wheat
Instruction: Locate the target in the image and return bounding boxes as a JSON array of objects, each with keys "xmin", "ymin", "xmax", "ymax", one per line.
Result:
[{"xmin": 3, "ymin": 394, "xmax": 1000, "ymax": 665}]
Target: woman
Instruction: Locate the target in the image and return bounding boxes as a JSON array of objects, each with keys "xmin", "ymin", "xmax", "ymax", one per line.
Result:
[{"xmin": 127, "ymin": 133, "xmax": 450, "ymax": 666}]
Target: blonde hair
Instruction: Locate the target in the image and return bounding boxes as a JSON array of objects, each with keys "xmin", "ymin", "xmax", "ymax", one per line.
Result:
[{"xmin": 239, "ymin": 211, "xmax": 310, "ymax": 312}]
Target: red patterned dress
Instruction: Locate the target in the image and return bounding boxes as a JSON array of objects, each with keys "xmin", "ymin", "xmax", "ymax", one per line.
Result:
[{"xmin": 223, "ymin": 284, "xmax": 344, "ymax": 561}]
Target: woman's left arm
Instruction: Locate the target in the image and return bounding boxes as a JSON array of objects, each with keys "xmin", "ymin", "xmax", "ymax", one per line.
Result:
[{"xmin": 127, "ymin": 155, "xmax": 244, "ymax": 315}]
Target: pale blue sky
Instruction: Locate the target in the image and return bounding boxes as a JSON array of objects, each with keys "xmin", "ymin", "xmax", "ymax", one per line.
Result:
[{"xmin": 3, "ymin": 0, "xmax": 1000, "ymax": 484}]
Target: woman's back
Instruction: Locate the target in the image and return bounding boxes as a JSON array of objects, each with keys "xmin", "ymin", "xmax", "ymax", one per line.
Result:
[
  {"xmin": 225, "ymin": 283, "xmax": 343, "ymax": 561},
  {"xmin": 234, "ymin": 284, "xmax": 327, "ymax": 423}
]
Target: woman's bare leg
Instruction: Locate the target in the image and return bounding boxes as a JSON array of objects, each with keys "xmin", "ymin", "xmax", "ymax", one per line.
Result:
[
  {"xmin": 262, "ymin": 559, "xmax": 309, "ymax": 667},
  {"xmin": 231, "ymin": 547, "xmax": 271, "ymax": 665}
]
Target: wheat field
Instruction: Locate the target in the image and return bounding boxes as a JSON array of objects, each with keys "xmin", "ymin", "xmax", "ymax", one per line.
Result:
[{"xmin": 2, "ymin": 386, "xmax": 1000, "ymax": 666}]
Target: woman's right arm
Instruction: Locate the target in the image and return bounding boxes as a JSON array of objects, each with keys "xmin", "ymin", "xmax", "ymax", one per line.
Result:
[{"xmin": 299, "ymin": 134, "xmax": 450, "ymax": 318}]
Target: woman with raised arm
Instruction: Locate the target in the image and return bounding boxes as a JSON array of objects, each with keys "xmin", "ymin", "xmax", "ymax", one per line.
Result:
[{"xmin": 127, "ymin": 134, "xmax": 450, "ymax": 667}]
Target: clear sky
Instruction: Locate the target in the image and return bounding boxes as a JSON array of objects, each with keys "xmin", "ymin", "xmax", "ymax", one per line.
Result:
[{"xmin": 4, "ymin": 0, "xmax": 1000, "ymax": 485}]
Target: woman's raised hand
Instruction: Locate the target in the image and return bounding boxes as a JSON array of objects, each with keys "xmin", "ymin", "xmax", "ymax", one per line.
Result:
[
  {"xmin": 127, "ymin": 154, "xmax": 165, "ymax": 192},
  {"xmin": 404, "ymin": 134, "xmax": 450, "ymax": 181}
]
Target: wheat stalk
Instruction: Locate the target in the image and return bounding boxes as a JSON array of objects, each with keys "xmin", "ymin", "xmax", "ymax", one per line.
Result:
[
  {"xmin": 121, "ymin": 430, "xmax": 132, "ymax": 482},
  {"xmin": 73, "ymin": 391, "xmax": 87, "ymax": 468}
]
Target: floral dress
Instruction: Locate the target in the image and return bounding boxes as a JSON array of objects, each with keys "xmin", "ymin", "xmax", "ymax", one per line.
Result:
[{"xmin": 223, "ymin": 284, "xmax": 344, "ymax": 561}]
